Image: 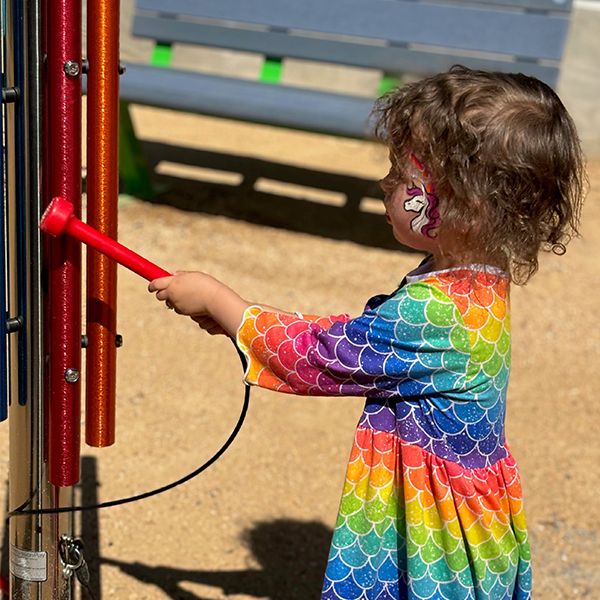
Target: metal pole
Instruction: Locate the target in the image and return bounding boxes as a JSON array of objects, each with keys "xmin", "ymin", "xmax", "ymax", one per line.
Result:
[{"xmin": 7, "ymin": 0, "xmax": 74, "ymax": 596}]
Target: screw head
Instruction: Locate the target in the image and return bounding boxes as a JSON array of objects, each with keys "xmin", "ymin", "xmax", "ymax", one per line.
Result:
[
  {"xmin": 63, "ymin": 61, "xmax": 80, "ymax": 77},
  {"xmin": 64, "ymin": 368, "xmax": 80, "ymax": 383}
]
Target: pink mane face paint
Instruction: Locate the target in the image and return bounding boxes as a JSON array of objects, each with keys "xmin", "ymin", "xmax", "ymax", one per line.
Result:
[{"xmin": 404, "ymin": 155, "xmax": 441, "ymax": 238}]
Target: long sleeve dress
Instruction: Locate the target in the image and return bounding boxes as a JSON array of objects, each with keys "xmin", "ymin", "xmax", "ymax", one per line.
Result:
[{"xmin": 236, "ymin": 264, "xmax": 532, "ymax": 600}]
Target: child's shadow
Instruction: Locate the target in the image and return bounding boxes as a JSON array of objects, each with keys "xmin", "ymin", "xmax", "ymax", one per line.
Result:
[{"xmin": 102, "ymin": 518, "xmax": 333, "ymax": 599}]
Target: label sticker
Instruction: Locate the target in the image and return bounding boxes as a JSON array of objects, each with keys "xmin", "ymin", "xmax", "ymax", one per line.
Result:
[{"xmin": 10, "ymin": 545, "xmax": 48, "ymax": 582}]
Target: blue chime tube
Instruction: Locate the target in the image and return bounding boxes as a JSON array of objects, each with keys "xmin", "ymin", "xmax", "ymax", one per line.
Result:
[
  {"xmin": 11, "ymin": 0, "xmax": 28, "ymax": 412},
  {"xmin": 0, "ymin": 81, "xmax": 7, "ymax": 422}
]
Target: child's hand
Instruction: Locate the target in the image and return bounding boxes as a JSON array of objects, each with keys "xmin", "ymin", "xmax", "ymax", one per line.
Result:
[
  {"xmin": 148, "ymin": 271, "xmax": 251, "ymax": 338},
  {"xmin": 148, "ymin": 271, "xmax": 219, "ymax": 317}
]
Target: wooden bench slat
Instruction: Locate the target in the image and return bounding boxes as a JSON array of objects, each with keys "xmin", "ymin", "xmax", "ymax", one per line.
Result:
[
  {"xmin": 133, "ymin": 16, "xmax": 560, "ymax": 86},
  {"xmin": 120, "ymin": 64, "xmax": 376, "ymax": 138},
  {"xmin": 137, "ymin": 0, "xmax": 569, "ymax": 61}
]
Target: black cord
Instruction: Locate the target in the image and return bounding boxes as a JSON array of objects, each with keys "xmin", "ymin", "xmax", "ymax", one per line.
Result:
[{"xmin": 8, "ymin": 342, "xmax": 250, "ymax": 518}]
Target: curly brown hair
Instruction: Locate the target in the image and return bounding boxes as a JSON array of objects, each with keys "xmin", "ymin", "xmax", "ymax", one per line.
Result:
[{"xmin": 372, "ymin": 65, "xmax": 586, "ymax": 284}]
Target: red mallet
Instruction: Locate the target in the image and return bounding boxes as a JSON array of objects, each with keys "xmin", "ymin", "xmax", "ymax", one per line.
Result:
[{"xmin": 41, "ymin": 197, "xmax": 171, "ymax": 281}]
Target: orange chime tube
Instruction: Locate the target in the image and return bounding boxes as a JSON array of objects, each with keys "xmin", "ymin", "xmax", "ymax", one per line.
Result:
[{"xmin": 85, "ymin": 0, "xmax": 120, "ymax": 447}]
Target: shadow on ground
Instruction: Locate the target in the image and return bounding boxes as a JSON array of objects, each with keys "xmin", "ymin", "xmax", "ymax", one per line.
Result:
[
  {"xmin": 102, "ymin": 518, "xmax": 333, "ymax": 600},
  {"xmin": 79, "ymin": 458, "xmax": 333, "ymax": 599},
  {"xmin": 133, "ymin": 141, "xmax": 410, "ymax": 251}
]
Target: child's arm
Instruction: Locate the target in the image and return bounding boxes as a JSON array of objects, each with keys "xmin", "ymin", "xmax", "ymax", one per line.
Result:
[
  {"xmin": 236, "ymin": 281, "xmax": 472, "ymax": 398},
  {"xmin": 148, "ymin": 271, "xmax": 293, "ymax": 336}
]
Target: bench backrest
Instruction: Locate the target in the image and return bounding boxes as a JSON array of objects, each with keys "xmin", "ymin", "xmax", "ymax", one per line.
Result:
[{"xmin": 133, "ymin": 0, "xmax": 573, "ymax": 87}]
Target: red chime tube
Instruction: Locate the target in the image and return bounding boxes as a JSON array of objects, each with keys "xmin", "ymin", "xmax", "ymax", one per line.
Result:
[
  {"xmin": 47, "ymin": 0, "xmax": 82, "ymax": 486},
  {"xmin": 86, "ymin": 0, "xmax": 120, "ymax": 447}
]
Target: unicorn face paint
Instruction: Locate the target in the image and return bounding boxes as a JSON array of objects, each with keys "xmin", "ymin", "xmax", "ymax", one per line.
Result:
[
  {"xmin": 404, "ymin": 180, "xmax": 440, "ymax": 238},
  {"xmin": 404, "ymin": 155, "xmax": 441, "ymax": 238},
  {"xmin": 381, "ymin": 155, "xmax": 441, "ymax": 250}
]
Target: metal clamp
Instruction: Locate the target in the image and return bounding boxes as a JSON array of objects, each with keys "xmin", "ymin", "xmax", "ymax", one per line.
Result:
[
  {"xmin": 80, "ymin": 58, "xmax": 126, "ymax": 75},
  {"xmin": 80, "ymin": 334, "xmax": 123, "ymax": 348},
  {"xmin": 59, "ymin": 536, "xmax": 83, "ymax": 580},
  {"xmin": 59, "ymin": 536, "xmax": 96, "ymax": 599}
]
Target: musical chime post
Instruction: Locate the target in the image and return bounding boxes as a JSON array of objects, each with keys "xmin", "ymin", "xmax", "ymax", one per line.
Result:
[{"xmin": 4, "ymin": 0, "xmax": 123, "ymax": 596}]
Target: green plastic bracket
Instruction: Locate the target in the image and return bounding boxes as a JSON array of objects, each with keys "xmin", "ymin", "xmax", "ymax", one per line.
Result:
[
  {"xmin": 118, "ymin": 102, "xmax": 156, "ymax": 199},
  {"xmin": 378, "ymin": 74, "xmax": 401, "ymax": 96},
  {"xmin": 151, "ymin": 42, "xmax": 173, "ymax": 68},
  {"xmin": 260, "ymin": 56, "xmax": 283, "ymax": 84}
]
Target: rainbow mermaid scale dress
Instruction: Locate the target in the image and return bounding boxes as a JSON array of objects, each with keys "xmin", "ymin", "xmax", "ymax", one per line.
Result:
[{"xmin": 237, "ymin": 266, "xmax": 531, "ymax": 600}]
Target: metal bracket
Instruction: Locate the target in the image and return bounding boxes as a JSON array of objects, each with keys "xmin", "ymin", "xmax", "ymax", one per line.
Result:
[{"xmin": 81, "ymin": 334, "xmax": 123, "ymax": 348}]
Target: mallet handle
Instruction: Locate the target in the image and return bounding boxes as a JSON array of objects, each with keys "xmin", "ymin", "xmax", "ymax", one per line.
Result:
[{"xmin": 65, "ymin": 215, "xmax": 170, "ymax": 281}]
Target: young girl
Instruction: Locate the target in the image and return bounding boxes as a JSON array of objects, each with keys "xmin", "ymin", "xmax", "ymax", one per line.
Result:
[{"xmin": 148, "ymin": 66, "xmax": 585, "ymax": 599}]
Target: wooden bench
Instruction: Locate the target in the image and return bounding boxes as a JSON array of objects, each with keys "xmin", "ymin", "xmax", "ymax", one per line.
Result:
[{"xmin": 119, "ymin": 0, "xmax": 574, "ymax": 196}]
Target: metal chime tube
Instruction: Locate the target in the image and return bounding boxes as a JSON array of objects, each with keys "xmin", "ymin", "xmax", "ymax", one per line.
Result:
[
  {"xmin": 0, "ymin": 30, "xmax": 8, "ymax": 424},
  {"xmin": 86, "ymin": 0, "xmax": 120, "ymax": 447},
  {"xmin": 46, "ymin": 0, "xmax": 82, "ymax": 487},
  {"xmin": 7, "ymin": 0, "xmax": 73, "ymax": 596}
]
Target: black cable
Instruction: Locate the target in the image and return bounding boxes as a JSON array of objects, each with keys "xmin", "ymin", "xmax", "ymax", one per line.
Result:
[{"xmin": 8, "ymin": 343, "xmax": 250, "ymax": 518}]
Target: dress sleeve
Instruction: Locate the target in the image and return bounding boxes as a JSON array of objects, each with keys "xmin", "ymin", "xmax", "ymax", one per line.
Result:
[{"xmin": 236, "ymin": 282, "xmax": 471, "ymax": 397}]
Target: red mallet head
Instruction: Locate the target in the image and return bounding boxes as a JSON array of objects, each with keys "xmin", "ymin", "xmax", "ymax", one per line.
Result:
[
  {"xmin": 40, "ymin": 197, "xmax": 75, "ymax": 236},
  {"xmin": 39, "ymin": 195, "xmax": 171, "ymax": 281}
]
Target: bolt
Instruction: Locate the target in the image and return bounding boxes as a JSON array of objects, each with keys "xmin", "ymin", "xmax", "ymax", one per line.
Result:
[
  {"xmin": 5, "ymin": 316, "xmax": 23, "ymax": 333},
  {"xmin": 64, "ymin": 368, "xmax": 80, "ymax": 383},
  {"xmin": 2, "ymin": 87, "xmax": 19, "ymax": 103},
  {"xmin": 115, "ymin": 334, "xmax": 123, "ymax": 348},
  {"xmin": 63, "ymin": 61, "xmax": 80, "ymax": 77}
]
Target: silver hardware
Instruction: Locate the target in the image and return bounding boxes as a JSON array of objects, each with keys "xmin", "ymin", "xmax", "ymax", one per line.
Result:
[
  {"xmin": 59, "ymin": 537, "xmax": 97, "ymax": 598},
  {"xmin": 59, "ymin": 536, "xmax": 83, "ymax": 580},
  {"xmin": 64, "ymin": 368, "xmax": 80, "ymax": 383},
  {"xmin": 2, "ymin": 86, "xmax": 19, "ymax": 102},
  {"xmin": 63, "ymin": 60, "xmax": 79, "ymax": 77},
  {"xmin": 6, "ymin": 315, "xmax": 23, "ymax": 333}
]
